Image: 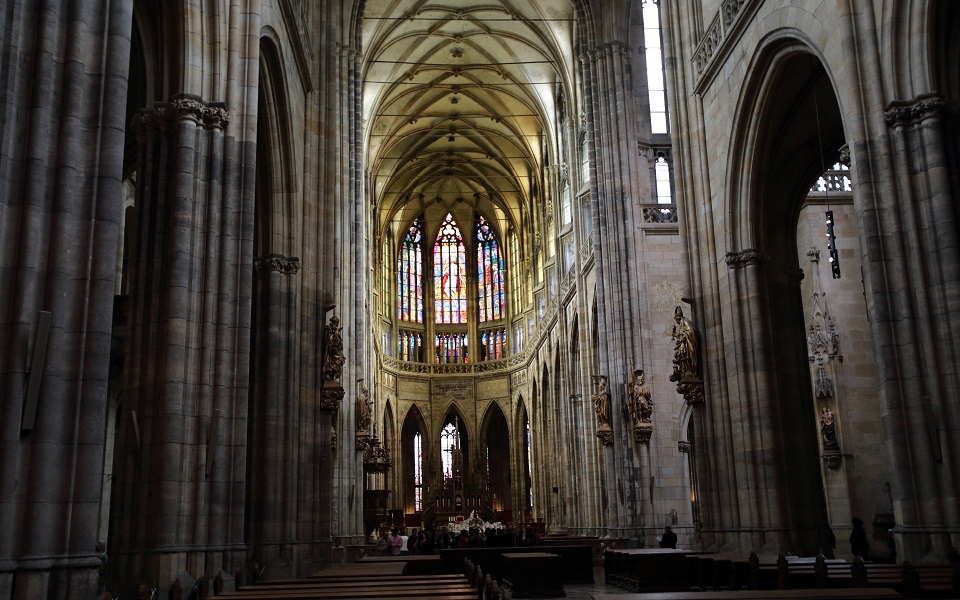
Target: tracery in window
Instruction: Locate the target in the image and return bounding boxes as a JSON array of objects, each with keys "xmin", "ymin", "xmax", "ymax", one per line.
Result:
[
  {"xmin": 434, "ymin": 213, "xmax": 467, "ymax": 324},
  {"xmin": 435, "ymin": 332, "xmax": 468, "ymax": 364},
  {"xmin": 398, "ymin": 329, "xmax": 422, "ymax": 362},
  {"xmin": 655, "ymin": 155, "xmax": 672, "ymax": 203},
  {"xmin": 476, "ymin": 216, "xmax": 505, "ymax": 322},
  {"xmin": 480, "ymin": 328, "xmax": 507, "ymax": 361},
  {"xmin": 440, "ymin": 420, "xmax": 463, "ymax": 481},
  {"xmin": 398, "ymin": 217, "xmax": 423, "ymax": 323}
]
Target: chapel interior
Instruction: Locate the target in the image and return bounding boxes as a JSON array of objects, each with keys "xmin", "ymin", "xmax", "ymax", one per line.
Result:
[{"xmin": 1, "ymin": 0, "xmax": 960, "ymax": 598}]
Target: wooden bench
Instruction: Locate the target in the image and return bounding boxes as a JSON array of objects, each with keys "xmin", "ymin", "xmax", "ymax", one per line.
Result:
[
  {"xmin": 591, "ymin": 589, "xmax": 903, "ymax": 599},
  {"xmin": 500, "ymin": 552, "xmax": 564, "ymax": 598},
  {"xmin": 604, "ymin": 548, "xmax": 711, "ymax": 591},
  {"xmin": 687, "ymin": 553, "xmax": 754, "ymax": 591},
  {"xmin": 850, "ymin": 560, "xmax": 959, "ymax": 598},
  {"xmin": 439, "ymin": 545, "xmax": 594, "ymax": 584},
  {"xmin": 216, "ymin": 573, "xmax": 477, "ymax": 600}
]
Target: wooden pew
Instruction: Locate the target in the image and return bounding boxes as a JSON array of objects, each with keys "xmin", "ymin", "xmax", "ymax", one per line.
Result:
[
  {"xmin": 688, "ymin": 553, "xmax": 754, "ymax": 591},
  {"xmin": 591, "ymin": 589, "xmax": 903, "ymax": 599},
  {"xmin": 439, "ymin": 544, "xmax": 594, "ymax": 584},
  {"xmin": 604, "ymin": 547, "xmax": 710, "ymax": 591},
  {"xmin": 216, "ymin": 573, "xmax": 476, "ymax": 600},
  {"xmin": 500, "ymin": 551, "xmax": 564, "ymax": 598}
]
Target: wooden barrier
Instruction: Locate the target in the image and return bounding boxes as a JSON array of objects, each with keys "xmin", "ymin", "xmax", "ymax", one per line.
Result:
[
  {"xmin": 439, "ymin": 545, "xmax": 594, "ymax": 584},
  {"xmin": 604, "ymin": 548, "xmax": 710, "ymax": 591},
  {"xmin": 501, "ymin": 552, "xmax": 565, "ymax": 598}
]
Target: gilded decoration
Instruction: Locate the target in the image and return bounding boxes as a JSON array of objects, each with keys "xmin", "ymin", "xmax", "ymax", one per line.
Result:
[
  {"xmin": 592, "ymin": 374, "xmax": 613, "ymax": 445},
  {"xmin": 356, "ymin": 379, "xmax": 372, "ymax": 433},
  {"xmin": 318, "ymin": 386, "xmax": 344, "ymax": 411},
  {"xmin": 627, "ymin": 369, "xmax": 653, "ymax": 444},
  {"xmin": 669, "ymin": 306, "xmax": 699, "ymax": 382},
  {"xmin": 322, "ymin": 315, "xmax": 346, "ymax": 382}
]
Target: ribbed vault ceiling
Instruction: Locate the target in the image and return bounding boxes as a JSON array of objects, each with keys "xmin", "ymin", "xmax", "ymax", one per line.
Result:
[{"xmin": 362, "ymin": 0, "xmax": 577, "ymax": 238}]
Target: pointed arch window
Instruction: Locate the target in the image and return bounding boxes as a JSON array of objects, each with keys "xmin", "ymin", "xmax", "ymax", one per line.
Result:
[
  {"xmin": 398, "ymin": 217, "xmax": 424, "ymax": 323},
  {"xmin": 477, "ymin": 216, "xmax": 505, "ymax": 322},
  {"xmin": 414, "ymin": 431, "xmax": 423, "ymax": 511},
  {"xmin": 441, "ymin": 421, "xmax": 461, "ymax": 480},
  {"xmin": 434, "ymin": 213, "xmax": 467, "ymax": 324}
]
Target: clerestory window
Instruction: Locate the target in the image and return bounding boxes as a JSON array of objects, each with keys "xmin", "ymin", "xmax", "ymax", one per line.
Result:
[{"xmin": 395, "ymin": 212, "xmax": 508, "ymax": 363}]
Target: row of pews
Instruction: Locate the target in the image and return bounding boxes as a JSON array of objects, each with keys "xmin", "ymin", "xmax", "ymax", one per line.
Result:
[
  {"xmin": 204, "ymin": 544, "xmax": 588, "ymax": 600},
  {"xmin": 604, "ymin": 547, "xmax": 960, "ymax": 599},
  {"xmin": 211, "ymin": 562, "xmax": 477, "ymax": 599}
]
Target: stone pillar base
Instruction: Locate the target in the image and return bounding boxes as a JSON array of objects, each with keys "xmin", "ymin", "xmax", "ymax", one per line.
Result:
[
  {"xmin": 0, "ymin": 560, "xmax": 100, "ymax": 600},
  {"xmin": 107, "ymin": 546, "xmax": 244, "ymax": 597},
  {"xmin": 246, "ymin": 540, "xmax": 336, "ymax": 581}
]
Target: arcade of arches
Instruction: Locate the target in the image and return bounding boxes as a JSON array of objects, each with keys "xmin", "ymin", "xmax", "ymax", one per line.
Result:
[{"xmin": 1, "ymin": 0, "xmax": 959, "ymax": 597}]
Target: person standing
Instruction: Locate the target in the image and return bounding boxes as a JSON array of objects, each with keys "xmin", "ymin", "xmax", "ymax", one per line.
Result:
[
  {"xmin": 659, "ymin": 526, "xmax": 678, "ymax": 549},
  {"xmin": 390, "ymin": 529, "xmax": 402, "ymax": 556},
  {"xmin": 850, "ymin": 517, "xmax": 870, "ymax": 559}
]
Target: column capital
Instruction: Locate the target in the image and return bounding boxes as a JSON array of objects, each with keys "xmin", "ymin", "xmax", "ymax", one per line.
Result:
[
  {"xmin": 725, "ymin": 248, "xmax": 767, "ymax": 269},
  {"xmin": 884, "ymin": 93, "xmax": 944, "ymax": 127}
]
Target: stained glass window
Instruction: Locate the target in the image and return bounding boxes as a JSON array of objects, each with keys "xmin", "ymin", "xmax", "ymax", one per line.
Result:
[
  {"xmin": 434, "ymin": 213, "xmax": 467, "ymax": 324},
  {"xmin": 480, "ymin": 327, "xmax": 506, "ymax": 361},
  {"xmin": 435, "ymin": 331, "xmax": 468, "ymax": 364},
  {"xmin": 398, "ymin": 329, "xmax": 422, "ymax": 362},
  {"xmin": 441, "ymin": 422, "xmax": 458, "ymax": 480},
  {"xmin": 477, "ymin": 216, "xmax": 505, "ymax": 322},
  {"xmin": 414, "ymin": 432, "xmax": 423, "ymax": 511},
  {"xmin": 398, "ymin": 217, "xmax": 423, "ymax": 322}
]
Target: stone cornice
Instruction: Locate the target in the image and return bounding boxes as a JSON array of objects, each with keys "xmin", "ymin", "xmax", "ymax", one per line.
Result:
[
  {"xmin": 885, "ymin": 93, "xmax": 944, "ymax": 127},
  {"xmin": 254, "ymin": 254, "xmax": 302, "ymax": 275},
  {"xmin": 725, "ymin": 249, "xmax": 767, "ymax": 269}
]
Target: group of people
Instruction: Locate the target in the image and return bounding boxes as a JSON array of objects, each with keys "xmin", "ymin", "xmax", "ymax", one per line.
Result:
[
  {"xmin": 377, "ymin": 528, "xmax": 435, "ymax": 556},
  {"xmin": 375, "ymin": 525, "xmax": 541, "ymax": 555}
]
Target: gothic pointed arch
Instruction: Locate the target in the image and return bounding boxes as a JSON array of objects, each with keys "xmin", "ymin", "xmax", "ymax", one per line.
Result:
[
  {"xmin": 717, "ymin": 35, "xmax": 843, "ymax": 553},
  {"xmin": 400, "ymin": 404, "xmax": 429, "ymax": 514},
  {"xmin": 479, "ymin": 401, "xmax": 511, "ymax": 515}
]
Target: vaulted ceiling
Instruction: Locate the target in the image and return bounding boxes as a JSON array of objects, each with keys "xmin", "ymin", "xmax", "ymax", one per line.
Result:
[{"xmin": 361, "ymin": 0, "xmax": 578, "ymax": 241}]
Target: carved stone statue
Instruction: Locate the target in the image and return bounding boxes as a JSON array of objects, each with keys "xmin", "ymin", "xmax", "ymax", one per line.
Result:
[
  {"xmin": 356, "ymin": 380, "xmax": 372, "ymax": 433},
  {"xmin": 322, "ymin": 315, "xmax": 345, "ymax": 381},
  {"xmin": 820, "ymin": 405, "xmax": 838, "ymax": 449},
  {"xmin": 670, "ymin": 305, "xmax": 699, "ymax": 381},
  {"xmin": 628, "ymin": 369, "xmax": 653, "ymax": 425},
  {"xmin": 592, "ymin": 375, "xmax": 610, "ymax": 427}
]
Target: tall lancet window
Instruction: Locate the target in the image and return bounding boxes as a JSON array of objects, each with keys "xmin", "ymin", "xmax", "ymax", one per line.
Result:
[
  {"xmin": 643, "ymin": 0, "xmax": 668, "ymax": 133},
  {"xmin": 476, "ymin": 216, "xmax": 505, "ymax": 322},
  {"xmin": 413, "ymin": 432, "xmax": 423, "ymax": 511},
  {"xmin": 441, "ymin": 421, "xmax": 459, "ymax": 480},
  {"xmin": 398, "ymin": 217, "xmax": 424, "ymax": 323},
  {"xmin": 434, "ymin": 213, "xmax": 467, "ymax": 324}
]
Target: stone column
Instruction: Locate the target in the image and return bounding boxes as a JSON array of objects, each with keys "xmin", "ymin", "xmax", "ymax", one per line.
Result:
[
  {"xmin": 0, "ymin": 1, "xmax": 132, "ymax": 598},
  {"xmin": 878, "ymin": 95, "xmax": 960, "ymax": 560},
  {"xmin": 718, "ymin": 250, "xmax": 828, "ymax": 555},
  {"xmin": 247, "ymin": 255, "xmax": 306, "ymax": 578},
  {"xmin": 110, "ymin": 94, "xmax": 249, "ymax": 593}
]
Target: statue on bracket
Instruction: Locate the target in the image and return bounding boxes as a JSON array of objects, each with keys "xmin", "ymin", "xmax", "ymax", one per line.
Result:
[
  {"xmin": 322, "ymin": 315, "xmax": 346, "ymax": 382},
  {"xmin": 628, "ymin": 369, "xmax": 653, "ymax": 443},
  {"xmin": 592, "ymin": 375, "xmax": 613, "ymax": 445},
  {"xmin": 669, "ymin": 305, "xmax": 699, "ymax": 381},
  {"xmin": 356, "ymin": 379, "xmax": 372, "ymax": 433},
  {"xmin": 669, "ymin": 305, "xmax": 704, "ymax": 405},
  {"xmin": 820, "ymin": 403, "xmax": 842, "ymax": 468}
]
